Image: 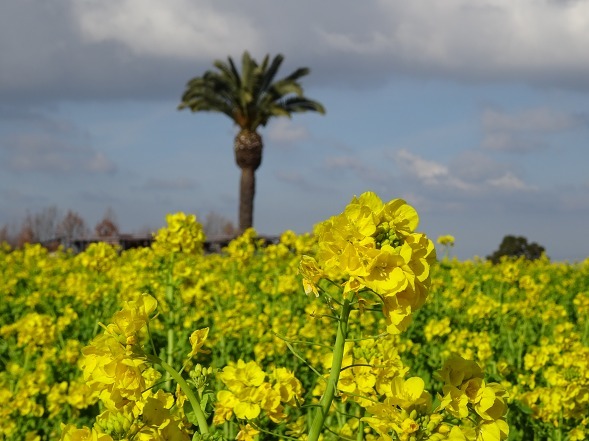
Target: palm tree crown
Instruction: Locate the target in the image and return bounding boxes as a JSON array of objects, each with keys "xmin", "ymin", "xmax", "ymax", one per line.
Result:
[
  {"xmin": 179, "ymin": 51, "xmax": 325, "ymax": 129},
  {"xmin": 179, "ymin": 51, "xmax": 325, "ymax": 232}
]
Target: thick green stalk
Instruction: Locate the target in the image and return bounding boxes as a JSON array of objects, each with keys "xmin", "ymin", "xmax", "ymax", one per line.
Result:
[
  {"xmin": 308, "ymin": 297, "xmax": 352, "ymax": 441},
  {"xmin": 146, "ymin": 354, "xmax": 210, "ymax": 435}
]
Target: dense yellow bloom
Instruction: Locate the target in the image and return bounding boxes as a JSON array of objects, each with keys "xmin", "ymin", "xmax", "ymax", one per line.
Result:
[
  {"xmin": 0, "ymin": 312, "xmax": 56, "ymax": 348},
  {"xmin": 218, "ymin": 360, "xmax": 265, "ymax": 390},
  {"xmin": 214, "ymin": 360, "xmax": 302, "ymax": 426},
  {"xmin": 59, "ymin": 424, "xmax": 114, "ymax": 441},
  {"xmin": 76, "ymin": 242, "xmax": 119, "ymax": 272},
  {"xmin": 424, "ymin": 317, "xmax": 452, "ymax": 341},
  {"xmin": 308, "ymin": 191, "xmax": 436, "ymax": 334},
  {"xmin": 4, "ymin": 198, "xmax": 589, "ymax": 439},
  {"xmin": 152, "ymin": 212, "xmax": 205, "ymax": 255},
  {"xmin": 437, "ymin": 235, "xmax": 455, "ymax": 247}
]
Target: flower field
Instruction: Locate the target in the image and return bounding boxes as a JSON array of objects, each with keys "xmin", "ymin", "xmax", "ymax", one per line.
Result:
[{"xmin": 1, "ymin": 193, "xmax": 588, "ymax": 440}]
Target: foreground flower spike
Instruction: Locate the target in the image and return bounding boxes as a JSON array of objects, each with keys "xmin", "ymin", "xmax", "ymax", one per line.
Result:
[
  {"xmin": 303, "ymin": 192, "xmax": 437, "ymax": 441},
  {"xmin": 304, "ymin": 191, "xmax": 436, "ymax": 334}
]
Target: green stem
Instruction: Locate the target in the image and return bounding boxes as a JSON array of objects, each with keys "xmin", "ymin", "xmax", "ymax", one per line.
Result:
[
  {"xmin": 166, "ymin": 327, "xmax": 175, "ymax": 389},
  {"xmin": 145, "ymin": 354, "xmax": 210, "ymax": 435},
  {"xmin": 308, "ymin": 296, "xmax": 352, "ymax": 441},
  {"xmin": 356, "ymin": 406, "xmax": 365, "ymax": 441},
  {"xmin": 165, "ymin": 254, "xmax": 175, "ymax": 390}
]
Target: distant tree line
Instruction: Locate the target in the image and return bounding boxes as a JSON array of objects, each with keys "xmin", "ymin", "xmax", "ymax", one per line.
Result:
[
  {"xmin": 487, "ymin": 235, "xmax": 546, "ymax": 264},
  {"xmin": 0, "ymin": 206, "xmax": 235, "ymax": 250},
  {"xmin": 0, "ymin": 206, "xmax": 115, "ymax": 250}
]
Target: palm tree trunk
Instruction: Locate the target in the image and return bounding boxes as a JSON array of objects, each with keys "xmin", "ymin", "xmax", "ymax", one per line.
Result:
[
  {"xmin": 234, "ymin": 129, "xmax": 263, "ymax": 233},
  {"xmin": 239, "ymin": 167, "xmax": 255, "ymax": 232}
]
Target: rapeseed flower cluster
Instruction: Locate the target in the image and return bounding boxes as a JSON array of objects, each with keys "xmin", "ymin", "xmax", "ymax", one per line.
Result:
[
  {"xmin": 1, "ymin": 204, "xmax": 587, "ymax": 440},
  {"xmin": 436, "ymin": 235, "xmax": 455, "ymax": 247},
  {"xmin": 301, "ymin": 191, "xmax": 436, "ymax": 334},
  {"xmin": 152, "ymin": 212, "xmax": 205, "ymax": 255},
  {"xmin": 435, "ymin": 354, "xmax": 509, "ymax": 440},
  {"xmin": 214, "ymin": 360, "xmax": 303, "ymax": 425},
  {"xmin": 61, "ymin": 294, "xmax": 197, "ymax": 440}
]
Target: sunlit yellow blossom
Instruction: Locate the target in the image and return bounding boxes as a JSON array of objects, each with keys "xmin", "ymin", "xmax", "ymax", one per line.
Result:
[
  {"xmin": 385, "ymin": 376, "xmax": 430, "ymax": 410},
  {"xmin": 59, "ymin": 424, "xmax": 114, "ymax": 441},
  {"xmin": 436, "ymin": 354, "xmax": 484, "ymax": 387},
  {"xmin": 236, "ymin": 423, "xmax": 260, "ymax": 441},
  {"xmin": 477, "ymin": 420, "xmax": 509, "ymax": 441},
  {"xmin": 187, "ymin": 327, "xmax": 210, "ymax": 358},
  {"xmin": 234, "ymin": 389, "xmax": 262, "ymax": 420},
  {"xmin": 218, "ymin": 360, "xmax": 266, "ymax": 390},
  {"xmin": 299, "ymin": 255, "xmax": 323, "ymax": 297},
  {"xmin": 439, "ymin": 385, "xmax": 470, "ymax": 419},
  {"xmin": 214, "ymin": 390, "xmax": 239, "ymax": 425},
  {"xmin": 111, "ymin": 294, "xmax": 157, "ymax": 344},
  {"xmin": 271, "ymin": 367, "xmax": 304, "ymax": 406},
  {"xmin": 306, "ymin": 191, "xmax": 435, "ymax": 336}
]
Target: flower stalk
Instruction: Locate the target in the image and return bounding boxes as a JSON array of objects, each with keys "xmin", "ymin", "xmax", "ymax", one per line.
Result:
[
  {"xmin": 145, "ymin": 354, "xmax": 210, "ymax": 435},
  {"xmin": 308, "ymin": 295, "xmax": 352, "ymax": 441}
]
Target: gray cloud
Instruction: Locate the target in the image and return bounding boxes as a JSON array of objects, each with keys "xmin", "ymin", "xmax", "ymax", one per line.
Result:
[
  {"xmin": 482, "ymin": 107, "xmax": 586, "ymax": 132},
  {"xmin": 274, "ymin": 170, "xmax": 331, "ymax": 193},
  {"xmin": 3, "ymin": 1, "xmax": 589, "ymax": 104},
  {"xmin": 324, "ymin": 154, "xmax": 392, "ymax": 185},
  {"xmin": 481, "ymin": 107, "xmax": 588, "ymax": 152},
  {"xmin": 449, "ymin": 150, "xmax": 512, "ymax": 183},
  {"xmin": 0, "ymin": 133, "xmax": 117, "ymax": 174},
  {"xmin": 141, "ymin": 177, "xmax": 198, "ymax": 191}
]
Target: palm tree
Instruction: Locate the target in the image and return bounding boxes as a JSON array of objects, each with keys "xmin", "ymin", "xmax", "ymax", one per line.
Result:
[{"xmin": 178, "ymin": 51, "xmax": 325, "ymax": 233}]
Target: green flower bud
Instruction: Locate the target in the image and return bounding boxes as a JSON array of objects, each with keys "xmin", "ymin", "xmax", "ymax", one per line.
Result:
[
  {"xmin": 427, "ymin": 420, "xmax": 438, "ymax": 433},
  {"xmin": 96, "ymin": 410, "xmax": 133, "ymax": 438}
]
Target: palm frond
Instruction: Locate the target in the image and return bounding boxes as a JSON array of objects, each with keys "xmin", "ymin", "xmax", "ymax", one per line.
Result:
[{"xmin": 179, "ymin": 51, "xmax": 325, "ymax": 130}]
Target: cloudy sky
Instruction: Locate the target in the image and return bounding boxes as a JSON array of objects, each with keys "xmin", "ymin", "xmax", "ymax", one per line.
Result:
[{"xmin": 1, "ymin": 0, "xmax": 589, "ymax": 261}]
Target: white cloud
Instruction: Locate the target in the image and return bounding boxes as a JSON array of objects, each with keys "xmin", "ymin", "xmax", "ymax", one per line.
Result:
[
  {"xmin": 395, "ymin": 149, "xmax": 448, "ymax": 182},
  {"xmin": 394, "ymin": 148, "xmax": 536, "ymax": 193},
  {"xmin": 316, "ymin": 1, "xmax": 589, "ymax": 84},
  {"xmin": 395, "ymin": 149, "xmax": 474, "ymax": 190},
  {"xmin": 266, "ymin": 120, "xmax": 309, "ymax": 145},
  {"xmin": 70, "ymin": 0, "xmax": 259, "ymax": 59},
  {"xmin": 487, "ymin": 172, "xmax": 536, "ymax": 191}
]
